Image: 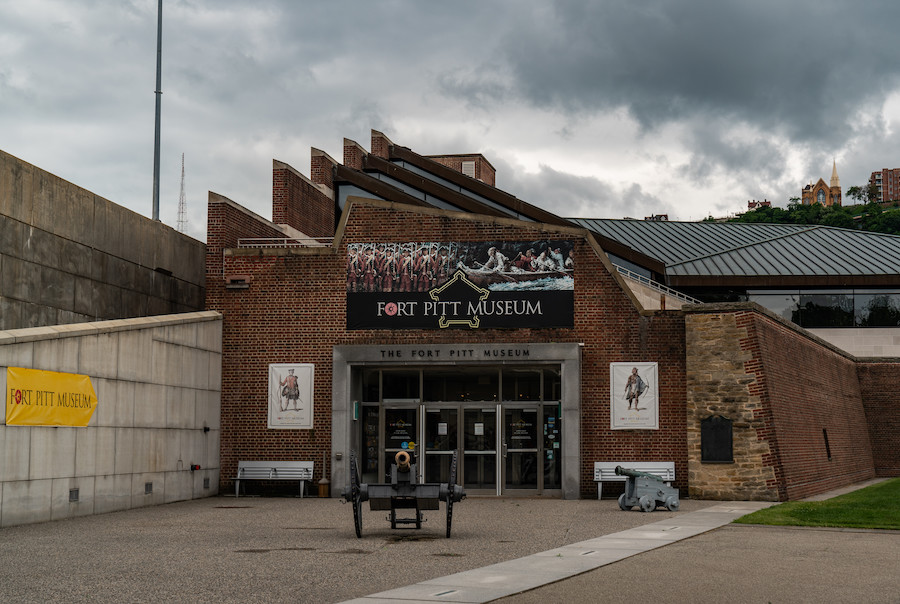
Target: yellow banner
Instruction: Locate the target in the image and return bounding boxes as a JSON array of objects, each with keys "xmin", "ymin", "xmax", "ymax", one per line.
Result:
[{"xmin": 6, "ymin": 367, "xmax": 98, "ymax": 427}]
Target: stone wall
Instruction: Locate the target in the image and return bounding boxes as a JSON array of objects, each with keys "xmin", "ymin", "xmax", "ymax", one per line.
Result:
[
  {"xmin": 686, "ymin": 304, "xmax": 878, "ymax": 501},
  {"xmin": 0, "ymin": 312, "xmax": 222, "ymax": 527},
  {"xmin": 0, "ymin": 150, "xmax": 205, "ymax": 331},
  {"xmin": 685, "ymin": 310, "xmax": 778, "ymax": 500}
]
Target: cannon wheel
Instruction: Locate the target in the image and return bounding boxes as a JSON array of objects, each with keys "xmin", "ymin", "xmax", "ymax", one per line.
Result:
[
  {"xmin": 638, "ymin": 495, "xmax": 655, "ymax": 513},
  {"xmin": 446, "ymin": 450, "xmax": 459, "ymax": 538},
  {"xmin": 350, "ymin": 452, "xmax": 363, "ymax": 538},
  {"xmin": 665, "ymin": 495, "xmax": 679, "ymax": 512},
  {"xmin": 617, "ymin": 493, "xmax": 631, "ymax": 511}
]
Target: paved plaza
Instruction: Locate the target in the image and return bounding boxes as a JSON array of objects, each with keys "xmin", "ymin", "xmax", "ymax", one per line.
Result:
[{"xmin": 0, "ymin": 491, "xmax": 897, "ymax": 603}]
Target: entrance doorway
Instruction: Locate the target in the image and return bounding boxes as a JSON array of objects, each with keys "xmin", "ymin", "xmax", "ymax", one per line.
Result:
[{"xmin": 357, "ymin": 366, "xmax": 563, "ymax": 496}]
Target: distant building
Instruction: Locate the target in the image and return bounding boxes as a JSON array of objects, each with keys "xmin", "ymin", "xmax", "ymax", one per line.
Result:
[
  {"xmin": 868, "ymin": 168, "xmax": 900, "ymax": 202},
  {"xmin": 644, "ymin": 214, "xmax": 668, "ymax": 221},
  {"xmin": 801, "ymin": 160, "xmax": 842, "ymax": 206},
  {"xmin": 747, "ymin": 199, "xmax": 771, "ymax": 210}
]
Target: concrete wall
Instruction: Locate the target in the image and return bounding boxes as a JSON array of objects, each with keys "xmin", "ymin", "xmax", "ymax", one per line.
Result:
[
  {"xmin": 0, "ymin": 150, "xmax": 205, "ymax": 331},
  {"xmin": 0, "ymin": 311, "xmax": 222, "ymax": 527},
  {"xmin": 807, "ymin": 327, "xmax": 900, "ymax": 358}
]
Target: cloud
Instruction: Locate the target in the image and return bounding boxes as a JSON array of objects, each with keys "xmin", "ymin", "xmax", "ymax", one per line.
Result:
[{"xmin": 496, "ymin": 1, "xmax": 900, "ymax": 146}]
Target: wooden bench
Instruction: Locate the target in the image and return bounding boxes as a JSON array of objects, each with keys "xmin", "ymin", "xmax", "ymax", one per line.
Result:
[
  {"xmin": 234, "ymin": 461, "xmax": 314, "ymax": 498},
  {"xmin": 593, "ymin": 461, "xmax": 675, "ymax": 500}
]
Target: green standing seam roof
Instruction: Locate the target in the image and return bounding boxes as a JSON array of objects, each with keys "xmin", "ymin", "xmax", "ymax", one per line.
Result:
[{"xmin": 568, "ymin": 218, "xmax": 900, "ymax": 278}]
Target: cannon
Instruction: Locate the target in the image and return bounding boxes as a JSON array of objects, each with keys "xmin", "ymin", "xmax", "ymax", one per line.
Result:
[
  {"xmin": 615, "ymin": 465, "xmax": 680, "ymax": 512},
  {"xmin": 342, "ymin": 449, "xmax": 466, "ymax": 538}
]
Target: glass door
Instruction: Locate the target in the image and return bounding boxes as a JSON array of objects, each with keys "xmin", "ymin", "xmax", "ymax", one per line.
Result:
[
  {"xmin": 383, "ymin": 404, "xmax": 419, "ymax": 482},
  {"xmin": 463, "ymin": 406, "xmax": 497, "ymax": 494},
  {"xmin": 423, "ymin": 406, "xmax": 459, "ymax": 483},
  {"xmin": 502, "ymin": 406, "xmax": 539, "ymax": 492}
]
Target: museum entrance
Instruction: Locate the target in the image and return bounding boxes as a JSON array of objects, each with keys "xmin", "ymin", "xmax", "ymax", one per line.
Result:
[{"xmin": 357, "ymin": 366, "xmax": 562, "ymax": 496}]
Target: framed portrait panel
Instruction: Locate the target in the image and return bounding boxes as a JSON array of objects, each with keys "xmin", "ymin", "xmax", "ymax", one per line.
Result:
[
  {"xmin": 268, "ymin": 363, "xmax": 314, "ymax": 429},
  {"xmin": 610, "ymin": 362, "xmax": 658, "ymax": 430}
]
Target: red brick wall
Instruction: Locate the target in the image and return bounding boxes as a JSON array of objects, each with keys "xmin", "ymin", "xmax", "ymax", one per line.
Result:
[
  {"xmin": 343, "ymin": 140, "xmax": 365, "ymax": 170},
  {"xmin": 208, "ymin": 200, "xmax": 689, "ymax": 496},
  {"xmin": 428, "ymin": 155, "xmax": 496, "ymax": 186},
  {"xmin": 858, "ymin": 362, "xmax": 900, "ymax": 476},
  {"xmin": 310, "ymin": 150, "xmax": 335, "ymax": 190},
  {"xmin": 206, "ymin": 195, "xmax": 287, "ymax": 310},
  {"xmin": 272, "ymin": 162, "xmax": 335, "ymax": 237},
  {"xmin": 746, "ymin": 312, "xmax": 875, "ymax": 500}
]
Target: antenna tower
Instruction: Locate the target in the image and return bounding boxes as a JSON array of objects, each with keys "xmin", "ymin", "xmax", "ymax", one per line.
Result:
[{"xmin": 177, "ymin": 153, "xmax": 187, "ymax": 233}]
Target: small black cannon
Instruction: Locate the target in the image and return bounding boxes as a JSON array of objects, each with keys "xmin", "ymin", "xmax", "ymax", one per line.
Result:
[
  {"xmin": 615, "ymin": 466, "xmax": 680, "ymax": 512},
  {"xmin": 342, "ymin": 449, "xmax": 466, "ymax": 538}
]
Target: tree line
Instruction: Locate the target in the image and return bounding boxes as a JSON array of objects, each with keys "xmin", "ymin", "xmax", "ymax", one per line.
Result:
[{"xmin": 723, "ymin": 187, "xmax": 900, "ymax": 235}]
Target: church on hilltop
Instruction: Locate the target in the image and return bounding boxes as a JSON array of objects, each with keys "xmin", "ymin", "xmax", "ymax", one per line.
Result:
[{"xmin": 801, "ymin": 160, "xmax": 842, "ymax": 206}]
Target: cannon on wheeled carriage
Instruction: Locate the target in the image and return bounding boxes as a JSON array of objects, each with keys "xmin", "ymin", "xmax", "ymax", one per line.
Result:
[
  {"xmin": 615, "ymin": 465, "xmax": 680, "ymax": 512},
  {"xmin": 342, "ymin": 449, "xmax": 466, "ymax": 538}
]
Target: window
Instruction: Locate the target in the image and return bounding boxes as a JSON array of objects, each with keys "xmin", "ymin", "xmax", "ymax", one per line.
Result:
[{"xmin": 462, "ymin": 161, "xmax": 476, "ymax": 179}]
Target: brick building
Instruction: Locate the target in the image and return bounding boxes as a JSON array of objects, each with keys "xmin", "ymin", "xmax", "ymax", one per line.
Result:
[
  {"xmin": 868, "ymin": 168, "xmax": 900, "ymax": 203},
  {"xmin": 207, "ymin": 131, "xmax": 899, "ymax": 502}
]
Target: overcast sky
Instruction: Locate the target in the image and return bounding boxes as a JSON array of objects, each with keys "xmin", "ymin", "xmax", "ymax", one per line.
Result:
[{"xmin": 3, "ymin": 0, "xmax": 900, "ymax": 241}]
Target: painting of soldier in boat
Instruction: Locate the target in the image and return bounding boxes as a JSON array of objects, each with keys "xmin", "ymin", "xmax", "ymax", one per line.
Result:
[{"xmin": 346, "ymin": 241, "xmax": 574, "ymax": 293}]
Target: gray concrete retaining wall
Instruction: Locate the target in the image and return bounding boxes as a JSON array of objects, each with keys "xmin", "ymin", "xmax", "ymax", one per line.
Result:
[
  {"xmin": 0, "ymin": 149, "xmax": 206, "ymax": 330},
  {"xmin": 0, "ymin": 311, "xmax": 222, "ymax": 527}
]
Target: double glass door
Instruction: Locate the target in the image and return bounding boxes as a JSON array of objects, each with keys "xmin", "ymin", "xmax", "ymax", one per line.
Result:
[{"xmin": 363, "ymin": 401, "xmax": 561, "ymax": 495}]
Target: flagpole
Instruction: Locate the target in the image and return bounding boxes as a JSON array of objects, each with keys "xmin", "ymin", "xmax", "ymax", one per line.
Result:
[{"xmin": 152, "ymin": 0, "xmax": 163, "ymax": 221}]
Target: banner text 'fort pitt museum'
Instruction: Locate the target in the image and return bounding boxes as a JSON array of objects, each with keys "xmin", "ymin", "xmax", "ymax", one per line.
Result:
[{"xmin": 346, "ymin": 241, "xmax": 574, "ymax": 329}]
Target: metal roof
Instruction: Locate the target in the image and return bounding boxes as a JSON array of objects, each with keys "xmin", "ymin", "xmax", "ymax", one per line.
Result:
[{"xmin": 568, "ymin": 218, "xmax": 900, "ymax": 278}]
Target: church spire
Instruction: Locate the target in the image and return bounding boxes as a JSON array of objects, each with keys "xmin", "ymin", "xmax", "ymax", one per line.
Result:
[{"xmin": 830, "ymin": 158, "xmax": 840, "ymax": 189}]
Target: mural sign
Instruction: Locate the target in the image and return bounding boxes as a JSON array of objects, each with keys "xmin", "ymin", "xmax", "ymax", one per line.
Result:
[
  {"xmin": 268, "ymin": 363, "xmax": 314, "ymax": 429},
  {"xmin": 610, "ymin": 362, "xmax": 659, "ymax": 430},
  {"xmin": 346, "ymin": 241, "xmax": 574, "ymax": 329},
  {"xmin": 6, "ymin": 367, "xmax": 98, "ymax": 427}
]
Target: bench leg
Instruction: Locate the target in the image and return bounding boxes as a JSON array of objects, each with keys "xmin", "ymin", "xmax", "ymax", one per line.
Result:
[
  {"xmin": 299, "ymin": 480, "xmax": 305, "ymax": 499},
  {"xmin": 597, "ymin": 482, "xmax": 603, "ymax": 500},
  {"xmin": 235, "ymin": 480, "xmax": 240, "ymax": 498}
]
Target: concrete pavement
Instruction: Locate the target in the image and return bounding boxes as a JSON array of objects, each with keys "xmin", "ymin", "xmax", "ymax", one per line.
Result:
[{"xmin": 0, "ymin": 487, "xmax": 896, "ymax": 603}]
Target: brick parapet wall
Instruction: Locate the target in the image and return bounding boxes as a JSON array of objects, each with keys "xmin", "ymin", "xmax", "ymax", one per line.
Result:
[
  {"xmin": 310, "ymin": 149, "xmax": 335, "ymax": 191},
  {"xmin": 210, "ymin": 200, "xmax": 689, "ymax": 496},
  {"xmin": 370, "ymin": 130, "xmax": 391, "ymax": 159},
  {"xmin": 753, "ymin": 311, "xmax": 874, "ymax": 500},
  {"xmin": 427, "ymin": 155, "xmax": 496, "ymax": 187},
  {"xmin": 273, "ymin": 160, "xmax": 335, "ymax": 237},
  {"xmin": 857, "ymin": 362, "xmax": 900, "ymax": 476},
  {"xmin": 686, "ymin": 306, "xmax": 877, "ymax": 501},
  {"xmin": 206, "ymin": 194, "xmax": 288, "ymax": 311},
  {"xmin": 343, "ymin": 139, "xmax": 366, "ymax": 170}
]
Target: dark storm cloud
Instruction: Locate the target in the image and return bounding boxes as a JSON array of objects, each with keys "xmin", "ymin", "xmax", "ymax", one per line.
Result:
[
  {"xmin": 495, "ymin": 0, "xmax": 900, "ymax": 145},
  {"xmin": 680, "ymin": 120, "xmax": 787, "ymax": 185},
  {"xmin": 494, "ymin": 157, "xmax": 668, "ymax": 220}
]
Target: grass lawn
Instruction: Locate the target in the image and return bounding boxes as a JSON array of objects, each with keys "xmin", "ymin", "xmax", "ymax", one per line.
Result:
[{"xmin": 734, "ymin": 478, "xmax": 900, "ymax": 530}]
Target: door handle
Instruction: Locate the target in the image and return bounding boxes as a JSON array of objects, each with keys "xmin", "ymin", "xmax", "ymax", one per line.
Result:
[{"xmin": 501, "ymin": 443, "xmax": 508, "ymax": 458}]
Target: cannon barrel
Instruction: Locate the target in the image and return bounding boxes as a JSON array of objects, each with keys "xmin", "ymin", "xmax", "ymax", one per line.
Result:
[
  {"xmin": 394, "ymin": 450, "xmax": 411, "ymax": 473},
  {"xmin": 615, "ymin": 466, "xmax": 664, "ymax": 482}
]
